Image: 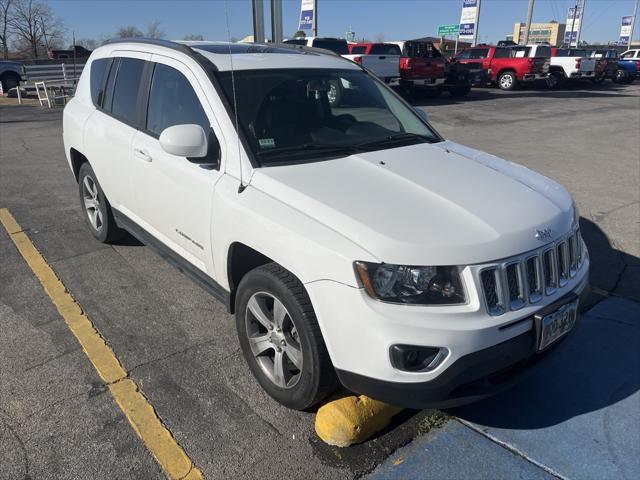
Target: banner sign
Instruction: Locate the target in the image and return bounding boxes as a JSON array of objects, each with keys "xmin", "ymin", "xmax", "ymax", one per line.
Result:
[
  {"xmin": 298, "ymin": 0, "xmax": 315, "ymax": 31},
  {"xmin": 563, "ymin": 5, "xmax": 583, "ymax": 46},
  {"xmin": 459, "ymin": 0, "xmax": 480, "ymax": 42},
  {"xmin": 619, "ymin": 15, "xmax": 633, "ymax": 46},
  {"xmin": 438, "ymin": 24, "xmax": 460, "ymax": 36}
]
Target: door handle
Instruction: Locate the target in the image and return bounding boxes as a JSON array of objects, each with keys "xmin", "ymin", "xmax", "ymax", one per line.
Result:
[{"xmin": 134, "ymin": 148, "xmax": 152, "ymax": 162}]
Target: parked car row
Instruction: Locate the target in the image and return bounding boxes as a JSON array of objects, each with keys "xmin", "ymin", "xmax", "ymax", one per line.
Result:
[{"xmin": 282, "ymin": 37, "xmax": 637, "ymax": 98}]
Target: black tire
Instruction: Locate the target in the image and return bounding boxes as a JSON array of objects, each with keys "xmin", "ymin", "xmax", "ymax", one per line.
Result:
[
  {"xmin": 235, "ymin": 263, "xmax": 337, "ymax": 410},
  {"xmin": 590, "ymin": 74, "xmax": 605, "ymax": 85},
  {"xmin": 448, "ymin": 85, "xmax": 471, "ymax": 98},
  {"xmin": 546, "ymin": 71, "xmax": 564, "ymax": 89},
  {"xmin": 77, "ymin": 162, "xmax": 125, "ymax": 243},
  {"xmin": 1, "ymin": 72, "xmax": 20, "ymax": 92},
  {"xmin": 497, "ymin": 71, "xmax": 517, "ymax": 91}
]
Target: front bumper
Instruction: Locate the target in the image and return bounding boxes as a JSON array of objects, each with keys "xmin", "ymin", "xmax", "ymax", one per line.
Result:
[
  {"xmin": 336, "ymin": 284, "xmax": 589, "ymax": 409},
  {"xmin": 306, "ymin": 256, "xmax": 590, "ymax": 409}
]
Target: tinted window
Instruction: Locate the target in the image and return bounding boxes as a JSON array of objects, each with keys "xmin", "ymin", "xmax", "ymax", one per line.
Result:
[
  {"xmin": 350, "ymin": 46, "xmax": 367, "ymax": 54},
  {"xmin": 493, "ymin": 48, "xmax": 510, "ymax": 58},
  {"xmin": 111, "ymin": 57, "xmax": 145, "ymax": 124},
  {"xmin": 536, "ymin": 46, "xmax": 551, "ymax": 58},
  {"xmin": 403, "ymin": 42, "xmax": 442, "ymax": 58},
  {"xmin": 146, "ymin": 63, "xmax": 209, "ymax": 137},
  {"xmin": 312, "ymin": 39, "xmax": 349, "ymax": 55},
  {"xmin": 283, "ymin": 38, "xmax": 306, "ymax": 46},
  {"xmin": 460, "ymin": 48, "xmax": 489, "ymax": 59},
  {"xmin": 101, "ymin": 58, "xmax": 119, "ymax": 111},
  {"xmin": 370, "ymin": 44, "xmax": 401, "ymax": 55},
  {"xmin": 90, "ymin": 58, "xmax": 109, "ymax": 106}
]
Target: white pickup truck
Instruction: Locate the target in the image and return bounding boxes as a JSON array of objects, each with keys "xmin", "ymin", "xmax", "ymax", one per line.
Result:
[
  {"xmin": 548, "ymin": 47, "xmax": 597, "ymax": 88},
  {"xmin": 342, "ymin": 42, "xmax": 401, "ymax": 85}
]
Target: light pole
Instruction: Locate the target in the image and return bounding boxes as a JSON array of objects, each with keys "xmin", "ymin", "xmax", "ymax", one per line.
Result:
[{"xmin": 523, "ymin": 0, "xmax": 535, "ymax": 45}]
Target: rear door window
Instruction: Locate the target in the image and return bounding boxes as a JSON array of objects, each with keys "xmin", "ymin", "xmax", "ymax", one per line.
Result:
[
  {"xmin": 370, "ymin": 44, "xmax": 401, "ymax": 55},
  {"xmin": 110, "ymin": 57, "xmax": 146, "ymax": 125}
]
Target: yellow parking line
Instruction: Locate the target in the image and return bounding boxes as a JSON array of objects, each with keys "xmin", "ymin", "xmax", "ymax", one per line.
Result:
[{"xmin": 0, "ymin": 208, "xmax": 203, "ymax": 480}]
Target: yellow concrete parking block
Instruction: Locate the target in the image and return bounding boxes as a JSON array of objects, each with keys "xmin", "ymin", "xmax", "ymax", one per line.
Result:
[
  {"xmin": 0, "ymin": 208, "xmax": 203, "ymax": 480},
  {"xmin": 315, "ymin": 394, "xmax": 403, "ymax": 447}
]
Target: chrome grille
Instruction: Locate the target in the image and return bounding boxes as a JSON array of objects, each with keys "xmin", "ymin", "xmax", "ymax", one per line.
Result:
[{"xmin": 479, "ymin": 229, "xmax": 586, "ymax": 316}]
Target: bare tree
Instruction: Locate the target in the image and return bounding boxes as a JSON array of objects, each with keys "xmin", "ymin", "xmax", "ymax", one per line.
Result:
[
  {"xmin": 0, "ymin": 0, "xmax": 13, "ymax": 59},
  {"xmin": 9, "ymin": 0, "xmax": 65, "ymax": 58},
  {"xmin": 373, "ymin": 32, "xmax": 385, "ymax": 43},
  {"xmin": 146, "ymin": 20, "xmax": 165, "ymax": 39},
  {"xmin": 293, "ymin": 30, "xmax": 305, "ymax": 38},
  {"xmin": 75, "ymin": 37, "xmax": 97, "ymax": 50},
  {"xmin": 183, "ymin": 34, "xmax": 204, "ymax": 41},
  {"xmin": 115, "ymin": 25, "xmax": 143, "ymax": 39}
]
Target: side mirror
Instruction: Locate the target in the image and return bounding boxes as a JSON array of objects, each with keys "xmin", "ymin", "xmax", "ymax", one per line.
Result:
[
  {"xmin": 415, "ymin": 107, "xmax": 429, "ymax": 122},
  {"xmin": 159, "ymin": 124, "xmax": 208, "ymax": 158}
]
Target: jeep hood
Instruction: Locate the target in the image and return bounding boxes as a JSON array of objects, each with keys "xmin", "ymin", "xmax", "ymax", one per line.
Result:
[{"xmin": 250, "ymin": 140, "xmax": 574, "ymax": 265}]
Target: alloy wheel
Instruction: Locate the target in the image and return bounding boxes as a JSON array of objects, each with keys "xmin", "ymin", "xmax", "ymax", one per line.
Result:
[
  {"xmin": 500, "ymin": 74, "xmax": 514, "ymax": 89},
  {"xmin": 245, "ymin": 291, "xmax": 303, "ymax": 389},
  {"xmin": 82, "ymin": 175, "xmax": 103, "ymax": 231}
]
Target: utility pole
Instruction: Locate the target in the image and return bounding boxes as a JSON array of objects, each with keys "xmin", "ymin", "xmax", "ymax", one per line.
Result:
[
  {"xmin": 252, "ymin": 0, "xmax": 265, "ymax": 43},
  {"xmin": 629, "ymin": 0, "xmax": 640, "ymax": 48},
  {"xmin": 270, "ymin": 0, "xmax": 283, "ymax": 43},
  {"xmin": 472, "ymin": 0, "xmax": 482, "ymax": 46},
  {"xmin": 575, "ymin": 0, "xmax": 586, "ymax": 46},
  {"xmin": 568, "ymin": 1, "xmax": 578, "ymax": 47},
  {"xmin": 523, "ymin": 0, "xmax": 535, "ymax": 44}
]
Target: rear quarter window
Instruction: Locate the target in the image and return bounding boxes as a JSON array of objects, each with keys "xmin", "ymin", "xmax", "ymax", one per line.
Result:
[{"xmin": 89, "ymin": 58, "xmax": 109, "ymax": 106}]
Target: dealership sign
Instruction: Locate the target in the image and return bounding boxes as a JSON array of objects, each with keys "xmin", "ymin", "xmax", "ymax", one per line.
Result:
[
  {"xmin": 619, "ymin": 15, "xmax": 633, "ymax": 46},
  {"xmin": 438, "ymin": 24, "xmax": 460, "ymax": 36},
  {"xmin": 563, "ymin": 5, "xmax": 583, "ymax": 46},
  {"xmin": 459, "ymin": 0, "xmax": 480, "ymax": 42},
  {"xmin": 298, "ymin": 0, "xmax": 315, "ymax": 31}
]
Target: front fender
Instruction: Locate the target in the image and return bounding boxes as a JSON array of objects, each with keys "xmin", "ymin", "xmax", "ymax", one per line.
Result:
[{"xmin": 211, "ymin": 174, "xmax": 376, "ymax": 290}]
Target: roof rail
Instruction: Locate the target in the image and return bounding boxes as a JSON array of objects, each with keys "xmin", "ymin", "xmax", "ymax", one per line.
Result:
[
  {"xmin": 272, "ymin": 42, "xmax": 340, "ymax": 57},
  {"xmin": 103, "ymin": 37, "xmax": 195, "ymax": 55}
]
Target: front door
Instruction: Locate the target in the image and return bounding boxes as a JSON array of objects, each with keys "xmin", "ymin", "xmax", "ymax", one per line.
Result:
[{"xmin": 129, "ymin": 56, "xmax": 225, "ymax": 276}]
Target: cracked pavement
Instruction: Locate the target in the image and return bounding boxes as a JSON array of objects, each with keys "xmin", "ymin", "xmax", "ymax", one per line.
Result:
[{"xmin": 2, "ymin": 82, "xmax": 639, "ymax": 479}]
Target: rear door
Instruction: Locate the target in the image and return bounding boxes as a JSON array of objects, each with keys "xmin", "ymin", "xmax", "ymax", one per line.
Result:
[
  {"xmin": 361, "ymin": 44, "xmax": 401, "ymax": 78},
  {"xmin": 82, "ymin": 52, "xmax": 150, "ymax": 212},
  {"xmin": 129, "ymin": 55, "xmax": 226, "ymax": 274}
]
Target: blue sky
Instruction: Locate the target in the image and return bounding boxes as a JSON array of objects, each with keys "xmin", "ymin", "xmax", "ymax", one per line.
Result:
[{"xmin": 50, "ymin": 0, "xmax": 638, "ymax": 45}]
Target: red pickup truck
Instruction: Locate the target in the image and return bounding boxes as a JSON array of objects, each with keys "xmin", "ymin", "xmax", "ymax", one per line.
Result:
[
  {"xmin": 390, "ymin": 40, "xmax": 483, "ymax": 98},
  {"xmin": 454, "ymin": 45, "xmax": 549, "ymax": 90}
]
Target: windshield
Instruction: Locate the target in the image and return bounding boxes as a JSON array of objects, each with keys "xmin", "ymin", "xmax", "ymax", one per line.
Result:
[{"xmin": 216, "ymin": 68, "xmax": 441, "ymax": 166}]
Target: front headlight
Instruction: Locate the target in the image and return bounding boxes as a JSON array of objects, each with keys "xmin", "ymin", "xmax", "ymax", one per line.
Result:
[{"xmin": 354, "ymin": 262, "xmax": 466, "ymax": 305}]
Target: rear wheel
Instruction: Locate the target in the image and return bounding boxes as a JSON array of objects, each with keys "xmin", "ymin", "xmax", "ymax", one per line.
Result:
[
  {"xmin": 235, "ymin": 263, "xmax": 337, "ymax": 410},
  {"xmin": 77, "ymin": 162, "xmax": 125, "ymax": 243},
  {"xmin": 546, "ymin": 71, "xmax": 563, "ymax": 89},
  {"xmin": 497, "ymin": 71, "xmax": 517, "ymax": 90}
]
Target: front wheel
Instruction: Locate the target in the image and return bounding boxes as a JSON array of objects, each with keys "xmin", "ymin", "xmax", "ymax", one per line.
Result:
[
  {"xmin": 235, "ymin": 263, "xmax": 337, "ymax": 410},
  {"xmin": 497, "ymin": 71, "xmax": 517, "ymax": 91}
]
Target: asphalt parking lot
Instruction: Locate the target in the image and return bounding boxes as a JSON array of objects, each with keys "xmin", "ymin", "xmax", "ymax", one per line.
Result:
[{"xmin": 1, "ymin": 82, "xmax": 639, "ymax": 480}]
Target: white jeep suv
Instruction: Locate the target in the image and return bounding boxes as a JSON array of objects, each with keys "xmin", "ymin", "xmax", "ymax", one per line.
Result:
[{"xmin": 63, "ymin": 39, "xmax": 589, "ymax": 410}]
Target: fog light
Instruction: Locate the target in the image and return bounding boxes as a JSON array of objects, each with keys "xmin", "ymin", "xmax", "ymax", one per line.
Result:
[{"xmin": 390, "ymin": 345, "xmax": 447, "ymax": 372}]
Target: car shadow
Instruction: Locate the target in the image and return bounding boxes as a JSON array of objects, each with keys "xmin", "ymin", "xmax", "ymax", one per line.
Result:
[
  {"xmin": 406, "ymin": 81, "xmax": 637, "ymax": 106},
  {"xmin": 450, "ymin": 217, "xmax": 639, "ymax": 429}
]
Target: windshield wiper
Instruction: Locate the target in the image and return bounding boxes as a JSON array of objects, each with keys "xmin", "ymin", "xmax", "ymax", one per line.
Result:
[
  {"xmin": 257, "ymin": 142, "xmax": 368, "ymax": 158},
  {"xmin": 355, "ymin": 132, "xmax": 434, "ymax": 149}
]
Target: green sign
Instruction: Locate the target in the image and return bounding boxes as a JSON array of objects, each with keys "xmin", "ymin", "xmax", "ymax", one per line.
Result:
[{"xmin": 437, "ymin": 24, "xmax": 460, "ymax": 36}]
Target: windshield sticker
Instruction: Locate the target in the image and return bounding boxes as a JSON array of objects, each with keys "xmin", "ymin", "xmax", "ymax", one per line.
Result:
[{"xmin": 259, "ymin": 138, "xmax": 276, "ymax": 149}]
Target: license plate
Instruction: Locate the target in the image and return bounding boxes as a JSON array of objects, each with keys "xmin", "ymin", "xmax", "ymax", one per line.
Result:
[{"xmin": 536, "ymin": 299, "xmax": 579, "ymax": 351}]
